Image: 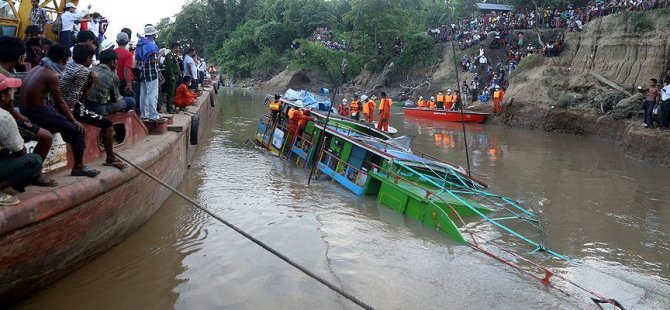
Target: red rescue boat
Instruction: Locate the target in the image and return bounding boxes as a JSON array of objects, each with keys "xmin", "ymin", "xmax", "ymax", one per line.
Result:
[{"xmin": 403, "ymin": 107, "xmax": 489, "ymax": 123}]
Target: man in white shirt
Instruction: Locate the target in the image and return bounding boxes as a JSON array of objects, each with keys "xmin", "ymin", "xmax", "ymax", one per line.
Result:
[
  {"xmin": 0, "ymin": 74, "xmax": 44, "ymax": 205},
  {"xmin": 660, "ymin": 78, "xmax": 670, "ymax": 129},
  {"xmin": 59, "ymin": 2, "xmax": 90, "ymax": 48}
]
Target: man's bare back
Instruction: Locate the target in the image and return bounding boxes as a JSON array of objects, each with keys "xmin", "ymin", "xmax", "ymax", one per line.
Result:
[
  {"xmin": 21, "ymin": 65, "xmax": 83, "ymax": 132},
  {"xmin": 647, "ymin": 85, "xmax": 659, "ymax": 102}
]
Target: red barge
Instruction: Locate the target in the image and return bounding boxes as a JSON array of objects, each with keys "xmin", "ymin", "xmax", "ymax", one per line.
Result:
[
  {"xmin": 403, "ymin": 107, "xmax": 489, "ymax": 123},
  {"xmin": 0, "ymin": 87, "xmax": 218, "ymax": 306}
]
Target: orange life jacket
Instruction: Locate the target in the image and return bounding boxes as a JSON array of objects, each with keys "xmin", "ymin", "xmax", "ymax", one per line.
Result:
[
  {"xmin": 379, "ymin": 98, "xmax": 392, "ymax": 114},
  {"xmin": 445, "ymin": 94, "xmax": 455, "ymax": 104},
  {"xmin": 364, "ymin": 100, "xmax": 376, "ymax": 114},
  {"xmin": 350, "ymin": 100, "xmax": 360, "ymax": 113},
  {"xmin": 436, "ymin": 94, "xmax": 445, "ymax": 102},
  {"xmin": 493, "ymin": 90, "xmax": 504, "ymax": 99},
  {"xmin": 417, "ymin": 99, "xmax": 426, "ymax": 107},
  {"xmin": 269, "ymin": 100, "xmax": 281, "ymax": 111},
  {"xmin": 288, "ymin": 109, "xmax": 297, "ymax": 119},
  {"xmin": 428, "ymin": 100, "xmax": 436, "ymax": 108}
]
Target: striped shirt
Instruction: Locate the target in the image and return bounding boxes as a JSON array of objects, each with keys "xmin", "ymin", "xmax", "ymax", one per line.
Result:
[{"xmin": 60, "ymin": 61, "xmax": 91, "ymax": 107}]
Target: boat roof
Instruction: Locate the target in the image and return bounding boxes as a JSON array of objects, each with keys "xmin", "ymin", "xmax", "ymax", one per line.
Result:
[{"xmin": 311, "ymin": 122, "xmax": 487, "ymax": 188}]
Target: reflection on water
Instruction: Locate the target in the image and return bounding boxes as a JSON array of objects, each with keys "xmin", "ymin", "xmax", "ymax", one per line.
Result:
[{"xmin": 14, "ymin": 89, "xmax": 670, "ymax": 309}]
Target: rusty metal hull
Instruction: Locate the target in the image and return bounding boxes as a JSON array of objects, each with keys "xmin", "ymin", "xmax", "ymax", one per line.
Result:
[{"xmin": 0, "ymin": 90, "xmax": 217, "ymax": 306}]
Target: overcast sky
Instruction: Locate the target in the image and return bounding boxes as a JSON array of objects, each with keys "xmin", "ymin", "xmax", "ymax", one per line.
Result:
[{"xmin": 79, "ymin": 0, "xmax": 185, "ymax": 42}]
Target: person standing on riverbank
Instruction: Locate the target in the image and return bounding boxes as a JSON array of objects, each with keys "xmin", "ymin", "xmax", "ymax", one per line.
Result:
[
  {"xmin": 183, "ymin": 48, "xmax": 197, "ymax": 92},
  {"xmin": 643, "ymin": 78, "xmax": 659, "ymax": 128},
  {"xmin": 493, "ymin": 85, "xmax": 505, "ymax": 115},
  {"xmin": 378, "ymin": 92, "xmax": 392, "ymax": 132},
  {"xmin": 660, "ymin": 78, "xmax": 670, "ymax": 129}
]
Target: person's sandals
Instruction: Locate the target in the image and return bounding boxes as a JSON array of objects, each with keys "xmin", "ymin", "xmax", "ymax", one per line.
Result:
[
  {"xmin": 103, "ymin": 159, "xmax": 128, "ymax": 170},
  {"xmin": 71, "ymin": 167, "xmax": 101, "ymax": 178},
  {"xmin": 0, "ymin": 193, "xmax": 20, "ymax": 206},
  {"xmin": 33, "ymin": 175, "xmax": 59, "ymax": 187}
]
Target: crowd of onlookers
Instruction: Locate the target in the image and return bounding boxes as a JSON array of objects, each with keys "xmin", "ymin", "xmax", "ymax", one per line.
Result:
[
  {"xmin": 0, "ymin": 2, "xmax": 220, "ymax": 205},
  {"xmin": 307, "ymin": 27, "xmax": 349, "ymax": 51}
]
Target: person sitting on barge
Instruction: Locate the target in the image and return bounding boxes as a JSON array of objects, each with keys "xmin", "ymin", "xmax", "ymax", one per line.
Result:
[
  {"xmin": 87, "ymin": 50, "xmax": 135, "ymax": 116},
  {"xmin": 61, "ymin": 44, "xmax": 127, "ymax": 171},
  {"xmin": 0, "ymin": 36, "xmax": 57, "ymax": 187},
  {"xmin": 0, "ymin": 74, "xmax": 44, "ymax": 206},
  {"xmin": 174, "ymin": 76, "xmax": 199, "ymax": 110},
  {"xmin": 21, "ymin": 44, "xmax": 99, "ymax": 177}
]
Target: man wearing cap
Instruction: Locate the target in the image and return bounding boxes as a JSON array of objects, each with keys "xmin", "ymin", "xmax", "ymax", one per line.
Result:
[
  {"xmin": 0, "ymin": 74, "xmax": 45, "ymax": 205},
  {"xmin": 163, "ymin": 42, "xmax": 181, "ymax": 114},
  {"xmin": 135, "ymin": 25, "xmax": 164, "ymax": 122},
  {"xmin": 114, "ymin": 32, "xmax": 134, "ymax": 100},
  {"xmin": 60, "ymin": 2, "xmax": 91, "ymax": 48}
]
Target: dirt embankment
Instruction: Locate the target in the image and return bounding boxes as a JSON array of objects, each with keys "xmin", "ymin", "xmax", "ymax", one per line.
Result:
[{"xmin": 499, "ymin": 10, "xmax": 670, "ymax": 167}]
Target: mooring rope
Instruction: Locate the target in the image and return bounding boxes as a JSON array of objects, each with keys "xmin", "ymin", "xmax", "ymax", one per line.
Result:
[{"xmin": 114, "ymin": 152, "xmax": 375, "ymax": 310}]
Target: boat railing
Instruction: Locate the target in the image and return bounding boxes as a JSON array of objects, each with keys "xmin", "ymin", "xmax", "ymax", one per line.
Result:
[
  {"xmin": 369, "ymin": 161, "xmax": 568, "ymax": 288},
  {"xmin": 317, "ymin": 149, "xmax": 369, "ymax": 187}
]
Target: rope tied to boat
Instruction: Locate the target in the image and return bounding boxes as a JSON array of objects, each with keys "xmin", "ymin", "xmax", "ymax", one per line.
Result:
[{"xmin": 114, "ymin": 152, "xmax": 375, "ymax": 310}]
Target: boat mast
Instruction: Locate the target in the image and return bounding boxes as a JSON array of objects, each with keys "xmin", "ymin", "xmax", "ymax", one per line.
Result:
[{"xmin": 449, "ymin": 22, "xmax": 473, "ymax": 176}]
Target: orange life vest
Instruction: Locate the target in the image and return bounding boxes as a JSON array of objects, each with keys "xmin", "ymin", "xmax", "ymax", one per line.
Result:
[
  {"xmin": 364, "ymin": 100, "xmax": 376, "ymax": 114},
  {"xmin": 350, "ymin": 100, "xmax": 360, "ymax": 113},
  {"xmin": 269, "ymin": 100, "xmax": 281, "ymax": 111},
  {"xmin": 379, "ymin": 98, "xmax": 392, "ymax": 114},
  {"xmin": 417, "ymin": 99, "xmax": 426, "ymax": 107},
  {"xmin": 428, "ymin": 100, "xmax": 436, "ymax": 108},
  {"xmin": 288, "ymin": 109, "xmax": 297, "ymax": 119},
  {"xmin": 436, "ymin": 94, "xmax": 445, "ymax": 103},
  {"xmin": 445, "ymin": 94, "xmax": 455, "ymax": 104},
  {"xmin": 493, "ymin": 90, "xmax": 504, "ymax": 100}
]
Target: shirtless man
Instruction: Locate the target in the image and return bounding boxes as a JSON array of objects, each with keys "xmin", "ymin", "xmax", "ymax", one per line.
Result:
[
  {"xmin": 20, "ymin": 44, "xmax": 100, "ymax": 177},
  {"xmin": 643, "ymin": 78, "xmax": 660, "ymax": 128}
]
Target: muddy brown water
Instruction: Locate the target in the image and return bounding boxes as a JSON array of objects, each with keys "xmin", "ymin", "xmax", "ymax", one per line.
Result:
[{"xmin": 14, "ymin": 89, "xmax": 670, "ymax": 309}]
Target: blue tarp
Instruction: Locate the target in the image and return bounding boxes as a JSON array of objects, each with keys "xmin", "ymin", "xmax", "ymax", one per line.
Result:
[{"xmin": 283, "ymin": 89, "xmax": 332, "ymax": 112}]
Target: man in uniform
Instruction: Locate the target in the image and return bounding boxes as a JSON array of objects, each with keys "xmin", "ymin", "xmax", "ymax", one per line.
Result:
[
  {"xmin": 350, "ymin": 95, "xmax": 361, "ymax": 121},
  {"xmin": 268, "ymin": 94, "xmax": 282, "ymax": 126},
  {"xmin": 163, "ymin": 42, "xmax": 181, "ymax": 114},
  {"xmin": 362, "ymin": 95, "xmax": 375, "ymax": 124},
  {"xmin": 377, "ymin": 92, "xmax": 392, "ymax": 132},
  {"xmin": 416, "ymin": 96, "xmax": 426, "ymax": 108},
  {"xmin": 493, "ymin": 85, "xmax": 505, "ymax": 115}
]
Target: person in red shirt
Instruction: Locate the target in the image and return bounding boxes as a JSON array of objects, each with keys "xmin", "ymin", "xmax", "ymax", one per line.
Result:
[
  {"xmin": 114, "ymin": 32, "xmax": 134, "ymax": 98},
  {"xmin": 174, "ymin": 76, "xmax": 198, "ymax": 109}
]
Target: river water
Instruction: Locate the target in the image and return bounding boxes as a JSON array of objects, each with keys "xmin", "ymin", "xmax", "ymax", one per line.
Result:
[{"xmin": 14, "ymin": 89, "xmax": 670, "ymax": 309}]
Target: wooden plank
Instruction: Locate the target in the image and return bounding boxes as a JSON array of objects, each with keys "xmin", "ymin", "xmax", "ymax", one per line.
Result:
[{"xmin": 589, "ymin": 71, "xmax": 633, "ymax": 96}]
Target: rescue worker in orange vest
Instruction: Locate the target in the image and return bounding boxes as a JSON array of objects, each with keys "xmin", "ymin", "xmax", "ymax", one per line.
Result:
[
  {"xmin": 268, "ymin": 94, "xmax": 282, "ymax": 125},
  {"xmin": 436, "ymin": 91, "xmax": 445, "ymax": 109},
  {"xmin": 287, "ymin": 106, "xmax": 297, "ymax": 121},
  {"xmin": 362, "ymin": 95, "xmax": 376, "ymax": 124},
  {"xmin": 350, "ymin": 95, "xmax": 361, "ymax": 121},
  {"xmin": 377, "ymin": 92, "xmax": 393, "ymax": 132},
  {"xmin": 416, "ymin": 96, "xmax": 426, "ymax": 108},
  {"xmin": 493, "ymin": 85, "xmax": 505, "ymax": 115},
  {"xmin": 445, "ymin": 89, "xmax": 455, "ymax": 110},
  {"xmin": 450, "ymin": 91, "xmax": 461, "ymax": 111},
  {"xmin": 428, "ymin": 96, "xmax": 437, "ymax": 108},
  {"xmin": 289, "ymin": 108, "xmax": 315, "ymax": 139}
]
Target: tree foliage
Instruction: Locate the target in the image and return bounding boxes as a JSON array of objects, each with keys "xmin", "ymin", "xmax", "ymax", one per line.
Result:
[{"xmin": 155, "ymin": 0, "xmax": 590, "ymax": 82}]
